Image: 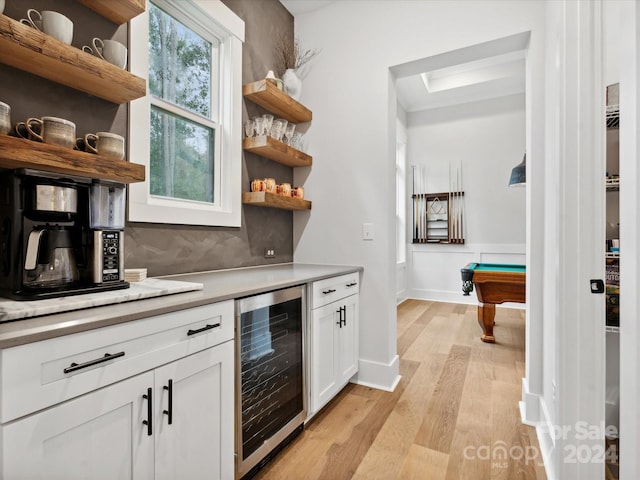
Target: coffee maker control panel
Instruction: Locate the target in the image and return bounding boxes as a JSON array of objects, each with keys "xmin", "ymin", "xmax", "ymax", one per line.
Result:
[{"xmin": 93, "ymin": 230, "xmax": 124, "ymax": 283}]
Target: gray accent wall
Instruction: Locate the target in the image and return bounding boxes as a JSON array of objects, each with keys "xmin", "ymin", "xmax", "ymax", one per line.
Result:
[
  {"xmin": 0, "ymin": 0, "xmax": 297, "ymax": 277},
  {"xmin": 1, "ymin": 0, "xmax": 128, "ymax": 142}
]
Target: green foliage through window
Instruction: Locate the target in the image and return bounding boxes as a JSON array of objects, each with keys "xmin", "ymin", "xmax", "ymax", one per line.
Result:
[
  {"xmin": 148, "ymin": 2, "xmax": 217, "ymax": 204},
  {"xmin": 149, "ymin": 3, "xmax": 212, "ymax": 117},
  {"xmin": 150, "ymin": 106, "xmax": 215, "ymax": 203}
]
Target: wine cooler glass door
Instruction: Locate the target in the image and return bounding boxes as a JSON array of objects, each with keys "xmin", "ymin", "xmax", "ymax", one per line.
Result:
[{"xmin": 235, "ymin": 285, "xmax": 306, "ymax": 478}]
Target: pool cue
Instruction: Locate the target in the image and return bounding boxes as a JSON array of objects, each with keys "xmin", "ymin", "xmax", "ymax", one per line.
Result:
[
  {"xmin": 423, "ymin": 166, "xmax": 427, "ymax": 242},
  {"xmin": 453, "ymin": 163, "xmax": 458, "ymax": 242},
  {"xmin": 456, "ymin": 165, "xmax": 460, "ymax": 242},
  {"xmin": 412, "ymin": 166, "xmax": 417, "ymax": 242},
  {"xmin": 448, "ymin": 161, "xmax": 452, "ymax": 243},
  {"xmin": 417, "ymin": 165, "xmax": 422, "ymax": 242},
  {"xmin": 452, "ymin": 161, "xmax": 457, "ymax": 243},
  {"xmin": 419, "ymin": 167, "xmax": 422, "ymax": 242},
  {"xmin": 461, "ymin": 164, "xmax": 464, "ymax": 241}
]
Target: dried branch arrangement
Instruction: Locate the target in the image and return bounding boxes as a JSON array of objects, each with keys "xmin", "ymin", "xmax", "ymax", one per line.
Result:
[{"xmin": 274, "ymin": 33, "xmax": 319, "ymax": 77}]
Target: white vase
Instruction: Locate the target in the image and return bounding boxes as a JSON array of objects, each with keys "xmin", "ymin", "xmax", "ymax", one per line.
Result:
[{"xmin": 283, "ymin": 69, "xmax": 302, "ymax": 101}]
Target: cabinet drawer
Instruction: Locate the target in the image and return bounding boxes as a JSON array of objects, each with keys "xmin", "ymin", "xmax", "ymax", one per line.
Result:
[
  {"xmin": 310, "ymin": 272, "xmax": 360, "ymax": 309},
  {"xmin": 0, "ymin": 300, "xmax": 234, "ymax": 423}
]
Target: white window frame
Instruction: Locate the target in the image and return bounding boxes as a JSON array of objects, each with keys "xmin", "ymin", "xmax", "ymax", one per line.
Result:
[{"xmin": 128, "ymin": 0, "xmax": 244, "ymax": 226}]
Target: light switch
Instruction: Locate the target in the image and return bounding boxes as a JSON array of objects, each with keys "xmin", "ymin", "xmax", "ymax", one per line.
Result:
[{"xmin": 362, "ymin": 223, "xmax": 374, "ymax": 240}]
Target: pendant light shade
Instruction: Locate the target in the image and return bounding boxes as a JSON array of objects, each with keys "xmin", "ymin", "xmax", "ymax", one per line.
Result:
[{"xmin": 509, "ymin": 154, "xmax": 526, "ymax": 187}]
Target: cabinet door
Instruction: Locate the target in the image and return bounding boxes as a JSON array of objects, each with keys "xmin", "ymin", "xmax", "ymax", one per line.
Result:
[
  {"xmin": 154, "ymin": 341, "xmax": 234, "ymax": 480},
  {"xmin": 1, "ymin": 372, "xmax": 155, "ymax": 480},
  {"xmin": 310, "ymin": 301, "xmax": 341, "ymax": 413},
  {"xmin": 338, "ymin": 294, "xmax": 360, "ymax": 386}
]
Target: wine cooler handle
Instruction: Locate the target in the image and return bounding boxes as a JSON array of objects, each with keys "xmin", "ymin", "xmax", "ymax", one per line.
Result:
[
  {"xmin": 163, "ymin": 379, "xmax": 173, "ymax": 425},
  {"xmin": 142, "ymin": 387, "xmax": 153, "ymax": 436},
  {"xmin": 187, "ymin": 323, "xmax": 220, "ymax": 336}
]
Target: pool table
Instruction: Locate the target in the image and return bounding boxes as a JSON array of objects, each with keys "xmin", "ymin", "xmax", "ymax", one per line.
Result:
[{"xmin": 460, "ymin": 263, "xmax": 526, "ymax": 343}]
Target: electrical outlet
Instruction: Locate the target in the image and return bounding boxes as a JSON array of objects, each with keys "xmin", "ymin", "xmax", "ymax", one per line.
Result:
[{"xmin": 264, "ymin": 248, "xmax": 275, "ymax": 258}]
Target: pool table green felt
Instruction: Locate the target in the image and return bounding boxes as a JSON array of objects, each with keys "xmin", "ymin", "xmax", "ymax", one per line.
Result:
[
  {"xmin": 460, "ymin": 263, "xmax": 526, "ymax": 343},
  {"xmin": 474, "ymin": 264, "xmax": 526, "ymax": 273}
]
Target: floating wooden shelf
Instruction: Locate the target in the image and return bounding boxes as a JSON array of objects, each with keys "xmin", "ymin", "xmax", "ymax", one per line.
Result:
[
  {"xmin": 243, "ymin": 136, "xmax": 312, "ymax": 168},
  {"xmin": 0, "ymin": 16, "xmax": 146, "ymax": 104},
  {"xmin": 76, "ymin": 0, "xmax": 146, "ymax": 24},
  {"xmin": 243, "ymin": 79, "xmax": 313, "ymax": 211},
  {"xmin": 242, "ymin": 191, "xmax": 311, "ymax": 211},
  {"xmin": 243, "ymin": 80, "xmax": 312, "ymax": 123},
  {"xmin": 0, "ymin": 135, "xmax": 145, "ymax": 184}
]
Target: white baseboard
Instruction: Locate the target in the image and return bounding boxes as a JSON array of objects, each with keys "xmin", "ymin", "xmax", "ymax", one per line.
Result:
[
  {"xmin": 409, "ymin": 289, "xmax": 526, "ymax": 309},
  {"xmin": 410, "ymin": 288, "xmax": 477, "ymax": 305},
  {"xmin": 535, "ymin": 394, "xmax": 556, "ymax": 480},
  {"xmin": 517, "ymin": 378, "xmax": 554, "ymax": 479},
  {"xmin": 520, "ymin": 377, "xmax": 541, "ymax": 426},
  {"xmin": 352, "ymin": 355, "xmax": 401, "ymax": 392},
  {"xmin": 396, "ymin": 289, "xmax": 409, "ymax": 305}
]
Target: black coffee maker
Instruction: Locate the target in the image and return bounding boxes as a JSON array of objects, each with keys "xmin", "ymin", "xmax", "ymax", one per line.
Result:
[{"xmin": 0, "ymin": 169, "xmax": 129, "ymax": 300}]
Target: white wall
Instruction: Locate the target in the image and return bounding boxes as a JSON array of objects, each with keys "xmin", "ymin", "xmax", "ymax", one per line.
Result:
[
  {"xmin": 406, "ymin": 93, "xmax": 526, "ymax": 302},
  {"xmin": 292, "ymin": 0, "xmax": 545, "ymax": 391},
  {"xmin": 410, "ymin": 243, "xmax": 525, "ymax": 304},
  {"xmin": 538, "ymin": 2, "xmax": 606, "ymax": 479},
  {"xmin": 617, "ymin": 2, "xmax": 640, "ymax": 478},
  {"xmin": 291, "ymin": 2, "xmax": 619, "ymax": 479},
  {"xmin": 408, "ymin": 94, "xmax": 525, "ymax": 244},
  {"xmin": 396, "ymin": 107, "xmax": 409, "ymax": 304}
]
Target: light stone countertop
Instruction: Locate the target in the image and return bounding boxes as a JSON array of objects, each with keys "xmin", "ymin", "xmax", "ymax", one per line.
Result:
[{"xmin": 0, "ymin": 263, "xmax": 362, "ymax": 349}]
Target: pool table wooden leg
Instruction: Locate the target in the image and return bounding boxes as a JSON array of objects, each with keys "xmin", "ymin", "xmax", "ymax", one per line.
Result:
[{"xmin": 478, "ymin": 303, "xmax": 496, "ymax": 343}]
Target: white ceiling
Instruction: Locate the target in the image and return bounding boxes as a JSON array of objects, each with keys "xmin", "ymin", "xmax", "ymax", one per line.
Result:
[
  {"xmin": 279, "ymin": 0, "xmax": 336, "ymax": 16},
  {"xmin": 396, "ymin": 52, "xmax": 526, "ymax": 112}
]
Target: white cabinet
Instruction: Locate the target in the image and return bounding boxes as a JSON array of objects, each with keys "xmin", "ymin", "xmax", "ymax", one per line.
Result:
[
  {"xmin": 308, "ymin": 273, "xmax": 360, "ymax": 416},
  {"xmin": 0, "ymin": 301, "xmax": 234, "ymax": 480},
  {"xmin": 2, "ymin": 371, "xmax": 155, "ymax": 480},
  {"xmin": 154, "ymin": 344, "xmax": 234, "ymax": 480}
]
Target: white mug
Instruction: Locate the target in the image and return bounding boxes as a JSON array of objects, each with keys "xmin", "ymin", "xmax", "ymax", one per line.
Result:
[
  {"xmin": 25, "ymin": 10, "xmax": 73, "ymax": 45},
  {"xmin": 91, "ymin": 38, "xmax": 127, "ymax": 69},
  {"xmin": 84, "ymin": 132, "xmax": 125, "ymax": 160},
  {"xmin": 26, "ymin": 116, "xmax": 76, "ymax": 149},
  {"xmin": 0, "ymin": 101, "xmax": 10, "ymax": 136}
]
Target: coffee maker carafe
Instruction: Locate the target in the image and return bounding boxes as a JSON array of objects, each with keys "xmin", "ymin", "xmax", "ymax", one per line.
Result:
[
  {"xmin": 23, "ymin": 227, "xmax": 79, "ymax": 288},
  {"xmin": 0, "ymin": 169, "xmax": 129, "ymax": 300}
]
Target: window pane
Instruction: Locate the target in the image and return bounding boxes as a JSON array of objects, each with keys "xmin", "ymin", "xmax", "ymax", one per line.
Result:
[
  {"xmin": 150, "ymin": 106, "xmax": 215, "ymax": 203},
  {"xmin": 149, "ymin": 2, "xmax": 212, "ymax": 118}
]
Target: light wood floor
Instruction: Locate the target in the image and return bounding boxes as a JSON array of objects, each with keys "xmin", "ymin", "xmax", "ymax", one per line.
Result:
[{"xmin": 253, "ymin": 299, "xmax": 547, "ymax": 480}]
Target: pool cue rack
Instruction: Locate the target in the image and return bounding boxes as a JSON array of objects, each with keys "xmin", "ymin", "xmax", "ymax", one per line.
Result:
[{"xmin": 412, "ymin": 191, "xmax": 465, "ymax": 244}]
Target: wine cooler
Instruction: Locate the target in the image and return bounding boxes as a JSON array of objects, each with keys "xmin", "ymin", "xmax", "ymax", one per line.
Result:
[{"xmin": 235, "ymin": 285, "xmax": 306, "ymax": 479}]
